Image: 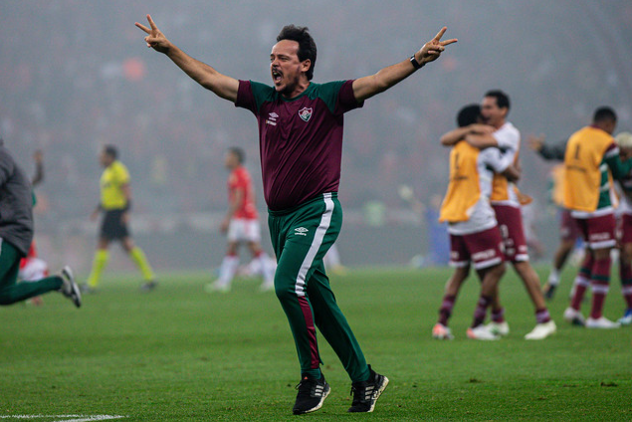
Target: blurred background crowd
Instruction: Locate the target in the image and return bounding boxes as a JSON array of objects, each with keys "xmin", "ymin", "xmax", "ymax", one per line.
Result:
[{"xmin": 1, "ymin": 1, "xmax": 631, "ymax": 271}]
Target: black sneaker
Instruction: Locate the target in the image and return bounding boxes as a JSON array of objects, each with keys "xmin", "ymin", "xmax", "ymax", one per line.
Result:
[
  {"xmin": 348, "ymin": 365, "xmax": 389, "ymax": 413},
  {"xmin": 140, "ymin": 280, "xmax": 158, "ymax": 292},
  {"xmin": 292, "ymin": 374, "xmax": 330, "ymax": 415},
  {"xmin": 543, "ymin": 283, "xmax": 556, "ymax": 300}
]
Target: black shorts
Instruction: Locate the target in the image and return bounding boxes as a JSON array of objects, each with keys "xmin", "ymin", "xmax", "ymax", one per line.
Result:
[{"xmin": 100, "ymin": 210, "xmax": 130, "ymax": 240}]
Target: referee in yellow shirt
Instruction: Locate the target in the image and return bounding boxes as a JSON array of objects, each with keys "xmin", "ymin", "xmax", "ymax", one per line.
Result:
[{"xmin": 85, "ymin": 145, "xmax": 156, "ymax": 292}]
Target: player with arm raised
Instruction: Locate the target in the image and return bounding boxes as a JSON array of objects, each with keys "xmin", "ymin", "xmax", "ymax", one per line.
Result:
[
  {"xmin": 440, "ymin": 91, "xmax": 556, "ymax": 340},
  {"xmin": 434, "ymin": 104, "xmax": 520, "ymax": 341},
  {"xmin": 137, "ymin": 15, "xmax": 456, "ymax": 415},
  {"xmin": 562, "ymin": 108, "xmax": 632, "ymax": 328}
]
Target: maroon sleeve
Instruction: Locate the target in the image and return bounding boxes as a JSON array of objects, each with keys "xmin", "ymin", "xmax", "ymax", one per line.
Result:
[
  {"xmin": 336, "ymin": 80, "xmax": 364, "ymax": 114},
  {"xmin": 235, "ymin": 80, "xmax": 257, "ymax": 115}
]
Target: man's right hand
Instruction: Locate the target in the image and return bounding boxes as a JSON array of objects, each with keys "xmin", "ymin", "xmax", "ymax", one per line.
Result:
[
  {"xmin": 135, "ymin": 14, "xmax": 171, "ymax": 54},
  {"xmin": 527, "ymin": 135, "xmax": 545, "ymax": 152}
]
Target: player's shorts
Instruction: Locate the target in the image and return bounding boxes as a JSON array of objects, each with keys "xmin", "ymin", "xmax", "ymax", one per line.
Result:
[
  {"xmin": 493, "ymin": 204, "xmax": 529, "ymax": 262},
  {"xmin": 227, "ymin": 218, "xmax": 261, "ymax": 243},
  {"xmin": 100, "ymin": 209, "xmax": 130, "ymax": 240},
  {"xmin": 574, "ymin": 212, "xmax": 616, "ymax": 249},
  {"xmin": 449, "ymin": 226, "xmax": 505, "ymax": 270},
  {"xmin": 617, "ymin": 214, "xmax": 632, "ymax": 245},
  {"xmin": 559, "ymin": 208, "xmax": 581, "ymax": 242}
]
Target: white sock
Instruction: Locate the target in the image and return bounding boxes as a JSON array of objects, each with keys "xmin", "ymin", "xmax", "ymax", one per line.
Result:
[
  {"xmin": 548, "ymin": 268, "xmax": 560, "ymax": 286},
  {"xmin": 257, "ymin": 253, "xmax": 276, "ymax": 285},
  {"xmin": 324, "ymin": 244, "xmax": 341, "ymax": 268},
  {"xmin": 218, "ymin": 255, "xmax": 239, "ymax": 287}
]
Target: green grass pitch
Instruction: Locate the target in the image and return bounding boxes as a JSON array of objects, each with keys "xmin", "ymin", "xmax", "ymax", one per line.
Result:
[{"xmin": 1, "ymin": 266, "xmax": 630, "ymax": 421}]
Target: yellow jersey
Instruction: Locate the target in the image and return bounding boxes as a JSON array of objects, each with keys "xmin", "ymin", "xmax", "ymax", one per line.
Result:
[
  {"xmin": 440, "ymin": 141, "xmax": 512, "ymax": 234},
  {"xmin": 563, "ymin": 126, "xmax": 617, "ymax": 213},
  {"xmin": 100, "ymin": 160, "xmax": 130, "ymax": 211}
]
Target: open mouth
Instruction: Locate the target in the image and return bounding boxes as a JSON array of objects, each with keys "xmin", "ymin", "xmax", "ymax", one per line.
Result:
[{"xmin": 271, "ymin": 69, "xmax": 283, "ymax": 84}]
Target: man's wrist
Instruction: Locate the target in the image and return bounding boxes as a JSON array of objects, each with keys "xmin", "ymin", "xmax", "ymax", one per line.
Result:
[{"xmin": 410, "ymin": 53, "xmax": 424, "ymax": 70}]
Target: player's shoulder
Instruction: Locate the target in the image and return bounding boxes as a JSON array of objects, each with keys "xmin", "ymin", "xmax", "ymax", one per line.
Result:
[
  {"xmin": 112, "ymin": 160, "xmax": 128, "ymax": 171},
  {"xmin": 307, "ymin": 80, "xmax": 347, "ymax": 98},
  {"xmin": 248, "ymin": 81, "xmax": 278, "ymax": 103},
  {"xmin": 235, "ymin": 166, "xmax": 252, "ymax": 180},
  {"xmin": 499, "ymin": 121, "xmax": 520, "ymax": 137},
  {"xmin": 111, "ymin": 161, "xmax": 130, "ymax": 177}
]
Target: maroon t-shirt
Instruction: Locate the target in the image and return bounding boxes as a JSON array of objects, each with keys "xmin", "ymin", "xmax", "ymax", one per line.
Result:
[{"xmin": 235, "ymin": 80, "xmax": 363, "ymax": 211}]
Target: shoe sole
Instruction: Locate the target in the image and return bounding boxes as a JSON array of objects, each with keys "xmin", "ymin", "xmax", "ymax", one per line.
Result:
[
  {"xmin": 368, "ymin": 376, "xmax": 389, "ymax": 413},
  {"xmin": 62, "ymin": 266, "xmax": 82, "ymax": 308},
  {"xmin": 293, "ymin": 385, "xmax": 330, "ymax": 415},
  {"xmin": 525, "ymin": 329, "xmax": 556, "ymax": 340}
]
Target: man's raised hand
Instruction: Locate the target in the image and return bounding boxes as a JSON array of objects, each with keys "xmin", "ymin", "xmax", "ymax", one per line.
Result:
[
  {"xmin": 418, "ymin": 27, "xmax": 457, "ymax": 65},
  {"xmin": 135, "ymin": 14, "xmax": 170, "ymax": 54}
]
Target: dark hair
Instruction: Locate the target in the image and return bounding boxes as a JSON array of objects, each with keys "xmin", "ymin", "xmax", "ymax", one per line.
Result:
[
  {"xmin": 276, "ymin": 25, "xmax": 317, "ymax": 80},
  {"xmin": 103, "ymin": 145, "xmax": 118, "ymax": 160},
  {"xmin": 484, "ymin": 90, "xmax": 510, "ymax": 111},
  {"xmin": 593, "ymin": 106, "xmax": 617, "ymax": 123},
  {"xmin": 228, "ymin": 147, "xmax": 245, "ymax": 164},
  {"xmin": 457, "ymin": 104, "xmax": 481, "ymax": 127}
]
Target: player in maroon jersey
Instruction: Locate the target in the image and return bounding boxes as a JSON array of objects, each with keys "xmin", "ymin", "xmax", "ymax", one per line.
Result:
[{"xmin": 137, "ymin": 15, "xmax": 456, "ymax": 414}]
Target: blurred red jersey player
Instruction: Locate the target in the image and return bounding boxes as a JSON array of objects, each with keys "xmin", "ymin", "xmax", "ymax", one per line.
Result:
[{"xmin": 209, "ymin": 147, "xmax": 275, "ymax": 292}]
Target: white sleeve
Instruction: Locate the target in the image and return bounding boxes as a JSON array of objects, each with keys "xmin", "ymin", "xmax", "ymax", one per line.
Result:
[
  {"xmin": 492, "ymin": 124, "xmax": 520, "ymax": 153},
  {"xmin": 481, "ymin": 147, "xmax": 512, "ymax": 173}
]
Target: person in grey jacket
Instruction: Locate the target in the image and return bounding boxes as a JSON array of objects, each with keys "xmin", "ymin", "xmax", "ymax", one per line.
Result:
[{"xmin": 0, "ymin": 139, "xmax": 81, "ymax": 307}]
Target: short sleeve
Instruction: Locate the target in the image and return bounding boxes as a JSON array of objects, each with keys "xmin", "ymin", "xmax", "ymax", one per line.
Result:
[
  {"xmin": 235, "ymin": 80, "xmax": 257, "ymax": 115},
  {"xmin": 481, "ymin": 147, "xmax": 512, "ymax": 173},
  {"xmin": 117, "ymin": 164, "xmax": 130, "ymax": 185},
  {"xmin": 335, "ymin": 80, "xmax": 363, "ymax": 115},
  {"xmin": 493, "ymin": 125, "xmax": 519, "ymax": 152}
]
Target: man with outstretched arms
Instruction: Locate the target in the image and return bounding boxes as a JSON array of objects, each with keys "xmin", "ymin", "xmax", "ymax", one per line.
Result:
[
  {"xmin": 436, "ymin": 104, "xmax": 517, "ymax": 341},
  {"xmin": 136, "ymin": 14, "xmax": 456, "ymax": 414},
  {"xmin": 440, "ymin": 91, "xmax": 556, "ymax": 340},
  {"xmin": 562, "ymin": 108, "xmax": 631, "ymax": 328}
]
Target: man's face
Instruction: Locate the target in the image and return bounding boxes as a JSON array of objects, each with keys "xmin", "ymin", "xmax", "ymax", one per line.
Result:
[
  {"xmin": 224, "ymin": 151, "xmax": 238, "ymax": 170},
  {"xmin": 603, "ymin": 120, "xmax": 617, "ymax": 135},
  {"xmin": 99, "ymin": 151, "xmax": 113, "ymax": 168},
  {"xmin": 270, "ymin": 40, "xmax": 309, "ymax": 94},
  {"xmin": 480, "ymin": 96, "xmax": 507, "ymax": 127},
  {"xmin": 620, "ymin": 146, "xmax": 632, "ymax": 161}
]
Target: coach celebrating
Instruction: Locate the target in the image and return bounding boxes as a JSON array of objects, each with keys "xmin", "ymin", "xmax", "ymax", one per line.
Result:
[{"xmin": 136, "ymin": 14, "xmax": 456, "ymax": 415}]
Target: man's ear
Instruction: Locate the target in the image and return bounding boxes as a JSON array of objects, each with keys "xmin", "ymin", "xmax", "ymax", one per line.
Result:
[{"xmin": 301, "ymin": 59, "xmax": 311, "ymax": 73}]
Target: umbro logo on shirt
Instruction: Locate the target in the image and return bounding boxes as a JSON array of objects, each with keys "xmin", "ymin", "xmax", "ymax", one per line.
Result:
[
  {"xmin": 294, "ymin": 227, "xmax": 309, "ymax": 236},
  {"xmin": 298, "ymin": 107, "xmax": 313, "ymax": 122},
  {"xmin": 266, "ymin": 112, "xmax": 278, "ymax": 126}
]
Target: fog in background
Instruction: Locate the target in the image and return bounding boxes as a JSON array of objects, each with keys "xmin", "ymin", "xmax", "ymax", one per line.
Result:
[{"xmin": 1, "ymin": 1, "xmax": 631, "ymax": 274}]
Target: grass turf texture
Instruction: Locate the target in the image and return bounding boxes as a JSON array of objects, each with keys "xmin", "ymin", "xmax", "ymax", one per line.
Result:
[{"xmin": 1, "ymin": 266, "xmax": 630, "ymax": 421}]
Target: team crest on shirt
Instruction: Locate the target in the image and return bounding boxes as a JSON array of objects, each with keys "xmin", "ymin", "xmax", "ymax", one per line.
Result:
[{"xmin": 298, "ymin": 107, "xmax": 313, "ymax": 122}]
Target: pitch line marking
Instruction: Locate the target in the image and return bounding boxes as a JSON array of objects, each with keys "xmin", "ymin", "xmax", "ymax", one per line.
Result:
[{"xmin": 0, "ymin": 416, "xmax": 127, "ymax": 421}]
